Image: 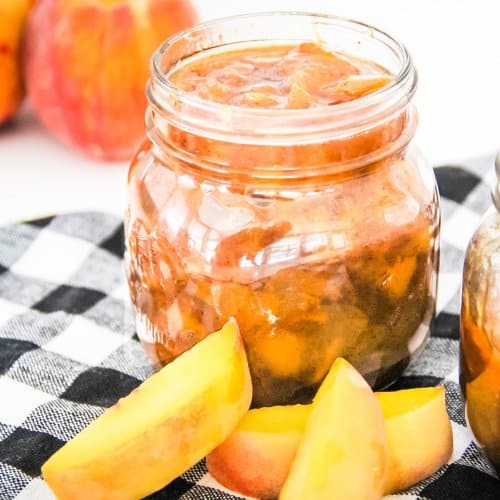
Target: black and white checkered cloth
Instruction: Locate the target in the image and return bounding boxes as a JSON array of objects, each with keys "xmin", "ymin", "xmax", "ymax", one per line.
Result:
[{"xmin": 1, "ymin": 158, "xmax": 499, "ymax": 499}]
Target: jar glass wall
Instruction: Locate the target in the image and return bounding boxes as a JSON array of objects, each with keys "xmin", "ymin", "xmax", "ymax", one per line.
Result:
[
  {"xmin": 460, "ymin": 155, "xmax": 500, "ymax": 476},
  {"xmin": 125, "ymin": 13, "xmax": 440, "ymax": 407}
]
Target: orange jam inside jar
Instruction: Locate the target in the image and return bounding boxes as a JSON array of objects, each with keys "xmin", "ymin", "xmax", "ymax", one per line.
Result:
[
  {"xmin": 125, "ymin": 13, "xmax": 440, "ymax": 407},
  {"xmin": 460, "ymin": 157, "xmax": 500, "ymax": 475}
]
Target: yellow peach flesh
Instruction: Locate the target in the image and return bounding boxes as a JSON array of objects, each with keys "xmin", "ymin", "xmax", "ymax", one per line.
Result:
[
  {"xmin": 42, "ymin": 320, "xmax": 252, "ymax": 500},
  {"xmin": 208, "ymin": 386, "xmax": 452, "ymax": 498},
  {"xmin": 377, "ymin": 387, "xmax": 453, "ymax": 493},
  {"xmin": 279, "ymin": 358, "xmax": 387, "ymax": 500},
  {"xmin": 206, "ymin": 405, "xmax": 309, "ymax": 499}
]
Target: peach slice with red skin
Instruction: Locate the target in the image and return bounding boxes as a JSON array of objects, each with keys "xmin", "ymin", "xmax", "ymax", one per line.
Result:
[{"xmin": 206, "ymin": 404, "xmax": 310, "ymax": 499}]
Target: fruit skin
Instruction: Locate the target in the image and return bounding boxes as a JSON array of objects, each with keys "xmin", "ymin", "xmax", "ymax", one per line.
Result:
[
  {"xmin": 206, "ymin": 405, "xmax": 310, "ymax": 499},
  {"xmin": 23, "ymin": 0, "xmax": 198, "ymax": 160},
  {"xmin": 279, "ymin": 358, "xmax": 387, "ymax": 500},
  {"xmin": 0, "ymin": 0, "xmax": 34, "ymax": 125},
  {"xmin": 42, "ymin": 319, "xmax": 252, "ymax": 500},
  {"xmin": 207, "ymin": 386, "xmax": 452, "ymax": 499}
]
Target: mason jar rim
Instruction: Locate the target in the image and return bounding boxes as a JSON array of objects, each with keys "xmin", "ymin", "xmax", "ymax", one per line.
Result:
[{"xmin": 147, "ymin": 11, "xmax": 417, "ymax": 144}]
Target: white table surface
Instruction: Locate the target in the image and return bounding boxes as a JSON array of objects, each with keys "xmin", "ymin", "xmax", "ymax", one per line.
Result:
[{"xmin": 1, "ymin": 0, "xmax": 499, "ymax": 227}]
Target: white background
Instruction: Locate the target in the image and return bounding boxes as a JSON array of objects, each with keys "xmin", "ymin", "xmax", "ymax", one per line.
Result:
[{"xmin": 1, "ymin": 0, "xmax": 499, "ymax": 226}]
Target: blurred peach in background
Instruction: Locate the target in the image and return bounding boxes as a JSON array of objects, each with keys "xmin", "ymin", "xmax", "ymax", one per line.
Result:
[{"xmin": 23, "ymin": 0, "xmax": 198, "ymax": 161}]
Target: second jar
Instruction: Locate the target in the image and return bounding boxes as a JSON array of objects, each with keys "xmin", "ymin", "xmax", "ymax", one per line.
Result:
[{"xmin": 125, "ymin": 13, "xmax": 440, "ymax": 407}]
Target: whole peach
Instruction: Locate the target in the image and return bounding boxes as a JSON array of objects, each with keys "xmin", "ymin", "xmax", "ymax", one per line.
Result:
[
  {"xmin": 23, "ymin": 0, "xmax": 198, "ymax": 160},
  {"xmin": 0, "ymin": 0, "xmax": 34, "ymax": 125}
]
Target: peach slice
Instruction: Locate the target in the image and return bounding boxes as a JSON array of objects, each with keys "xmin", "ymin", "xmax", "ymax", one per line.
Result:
[
  {"xmin": 206, "ymin": 404, "xmax": 310, "ymax": 499},
  {"xmin": 42, "ymin": 320, "xmax": 252, "ymax": 500},
  {"xmin": 207, "ymin": 386, "xmax": 452, "ymax": 498},
  {"xmin": 376, "ymin": 386, "xmax": 453, "ymax": 493},
  {"xmin": 279, "ymin": 358, "xmax": 387, "ymax": 500},
  {"xmin": 331, "ymin": 74, "xmax": 393, "ymax": 98}
]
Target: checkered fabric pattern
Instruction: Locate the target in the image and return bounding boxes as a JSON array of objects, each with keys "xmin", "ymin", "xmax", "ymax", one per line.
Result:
[{"xmin": 1, "ymin": 159, "xmax": 499, "ymax": 499}]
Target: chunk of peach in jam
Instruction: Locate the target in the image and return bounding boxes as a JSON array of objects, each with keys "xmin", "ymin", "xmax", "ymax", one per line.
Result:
[{"xmin": 170, "ymin": 43, "xmax": 391, "ymax": 109}]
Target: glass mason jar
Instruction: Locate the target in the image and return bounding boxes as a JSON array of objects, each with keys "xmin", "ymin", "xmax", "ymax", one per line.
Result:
[
  {"xmin": 125, "ymin": 13, "xmax": 440, "ymax": 407},
  {"xmin": 460, "ymin": 154, "xmax": 500, "ymax": 476}
]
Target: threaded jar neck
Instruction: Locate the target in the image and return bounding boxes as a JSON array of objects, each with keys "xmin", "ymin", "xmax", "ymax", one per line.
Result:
[{"xmin": 146, "ymin": 12, "xmax": 418, "ymax": 185}]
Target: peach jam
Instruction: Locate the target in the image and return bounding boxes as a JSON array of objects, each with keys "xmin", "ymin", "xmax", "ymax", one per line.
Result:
[
  {"xmin": 125, "ymin": 13, "xmax": 440, "ymax": 407},
  {"xmin": 169, "ymin": 43, "xmax": 392, "ymax": 109}
]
